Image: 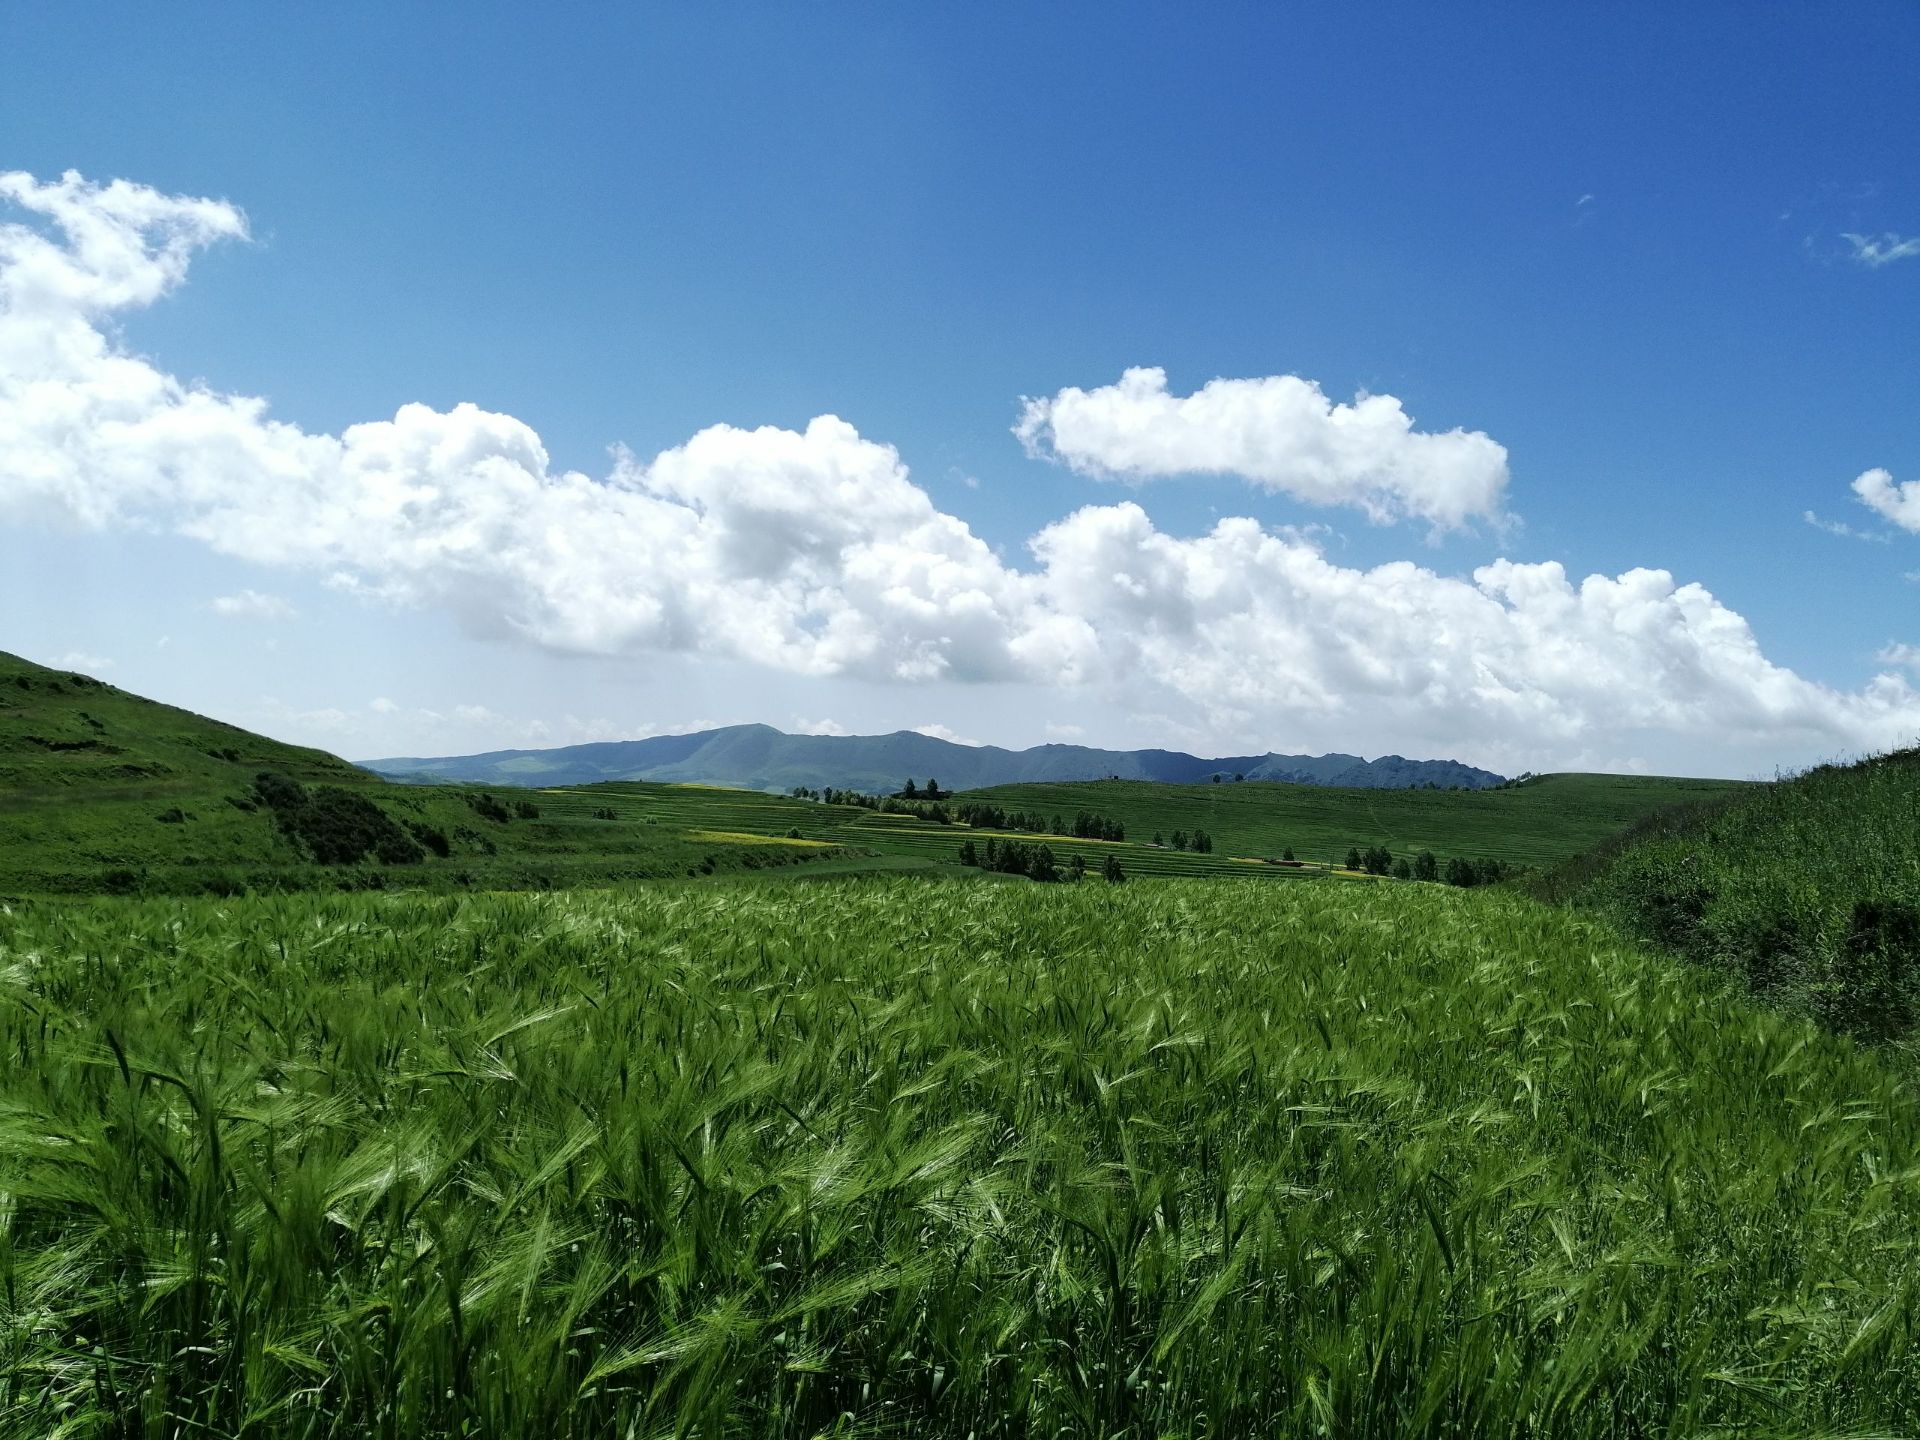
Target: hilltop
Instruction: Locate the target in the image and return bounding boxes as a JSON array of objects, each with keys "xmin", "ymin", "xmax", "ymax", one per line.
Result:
[
  {"xmin": 363, "ymin": 722, "xmax": 1506, "ymax": 792},
  {"xmin": 0, "ymin": 649, "xmax": 368, "ymax": 794}
]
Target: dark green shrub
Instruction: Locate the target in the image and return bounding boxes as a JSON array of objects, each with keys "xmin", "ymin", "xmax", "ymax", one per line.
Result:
[
  {"xmin": 1824, "ymin": 900, "xmax": 1920, "ymax": 1042},
  {"xmin": 254, "ymin": 772, "xmax": 423, "ymax": 866},
  {"xmin": 467, "ymin": 793, "xmax": 513, "ymax": 824},
  {"xmin": 253, "ymin": 772, "xmax": 308, "ymax": 812},
  {"xmin": 405, "ymin": 821, "xmax": 452, "ymax": 858}
]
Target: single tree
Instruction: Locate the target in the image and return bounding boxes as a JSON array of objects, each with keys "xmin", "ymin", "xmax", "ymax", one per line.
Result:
[
  {"xmin": 1029, "ymin": 844, "xmax": 1059, "ymax": 883},
  {"xmin": 1103, "ymin": 853, "xmax": 1125, "ymax": 883},
  {"xmin": 1345, "ymin": 846, "xmax": 1362, "ymax": 871},
  {"xmin": 1391, "ymin": 857, "xmax": 1411, "ymax": 880},
  {"xmin": 1413, "ymin": 850, "xmax": 1437, "ymax": 882},
  {"xmin": 958, "ymin": 839, "xmax": 979, "ymax": 867},
  {"xmin": 925, "ymin": 778, "xmax": 941, "ymax": 800},
  {"xmin": 1282, "ymin": 847, "xmax": 1295, "ymax": 861},
  {"xmin": 902, "ymin": 778, "xmax": 919, "ymax": 799},
  {"xmin": 1068, "ymin": 853, "xmax": 1087, "ymax": 882}
]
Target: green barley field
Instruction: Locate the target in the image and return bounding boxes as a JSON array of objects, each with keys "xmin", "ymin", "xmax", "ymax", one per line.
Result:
[{"xmin": 4, "ymin": 877, "xmax": 1917, "ymax": 1438}]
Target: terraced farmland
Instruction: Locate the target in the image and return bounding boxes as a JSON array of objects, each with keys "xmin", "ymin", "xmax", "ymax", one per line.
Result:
[
  {"xmin": 961, "ymin": 772, "xmax": 1752, "ymax": 871},
  {"xmin": 541, "ymin": 782, "xmax": 1343, "ymax": 881}
]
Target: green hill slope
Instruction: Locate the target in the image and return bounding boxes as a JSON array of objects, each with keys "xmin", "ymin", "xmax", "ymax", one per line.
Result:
[
  {"xmin": 0, "ymin": 649, "xmax": 368, "ymax": 793},
  {"xmin": 1546, "ymin": 746, "xmax": 1920, "ymax": 1040},
  {"xmin": 961, "ymin": 772, "xmax": 1752, "ymax": 871},
  {"xmin": 0, "ymin": 653, "xmax": 852, "ymax": 895}
]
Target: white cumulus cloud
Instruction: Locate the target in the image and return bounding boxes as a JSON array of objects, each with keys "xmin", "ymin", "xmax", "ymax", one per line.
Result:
[
  {"xmin": 3, "ymin": 169, "xmax": 1918, "ymax": 772},
  {"xmin": 1014, "ymin": 365, "xmax": 1510, "ymax": 530},
  {"xmin": 1854, "ymin": 468, "xmax": 1920, "ymax": 533},
  {"xmin": 1878, "ymin": 643, "xmax": 1920, "ymax": 674}
]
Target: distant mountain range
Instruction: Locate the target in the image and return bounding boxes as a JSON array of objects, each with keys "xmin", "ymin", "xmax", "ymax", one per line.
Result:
[{"xmin": 361, "ymin": 724, "xmax": 1506, "ymax": 794}]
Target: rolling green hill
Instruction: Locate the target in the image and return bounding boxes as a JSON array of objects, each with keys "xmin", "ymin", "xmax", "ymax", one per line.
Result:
[
  {"xmin": 0, "ymin": 652, "xmax": 855, "ymax": 896},
  {"xmin": 1545, "ymin": 745, "xmax": 1920, "ymax": 1040},
  {"xmin": 961, "ymin": 772, "xmax": 1753, "ymax": 871}
]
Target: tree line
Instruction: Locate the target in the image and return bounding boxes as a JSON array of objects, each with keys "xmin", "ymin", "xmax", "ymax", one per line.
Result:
[
  {"xmin": 1345, "ymin": 845, "xmax": 1509, "ymax": 887},
  {"xmin": 958, "ymin": 836, "xmax": 1124, "ymax": 883},
  {"xmin": 1150, "ymin": 829, "xmax": 1213, "ymax": 852},
  {"xmin": 789, "ymin": 784, "xmax": 1125, "ymax": 840}
]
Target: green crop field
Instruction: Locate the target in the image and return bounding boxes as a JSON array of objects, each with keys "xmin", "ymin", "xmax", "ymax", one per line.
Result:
[
  {"xmin": 3, "ymin": 878, "xmax": 1917, "ymax": 1437},
  {"xmin": 960, "ymin": 773, "xmax": 1753, "ymax": 872}
]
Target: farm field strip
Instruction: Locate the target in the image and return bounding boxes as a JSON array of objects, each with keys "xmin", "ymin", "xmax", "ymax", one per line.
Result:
[{"xmin": 961, "ymin": 773, "xmax": 1753, "ymax": 870}]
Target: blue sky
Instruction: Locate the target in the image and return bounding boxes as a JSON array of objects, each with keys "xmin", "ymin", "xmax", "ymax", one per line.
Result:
[{"xmin": 3, "ymin": 4, "xmax": 1917, "ymax": 777}]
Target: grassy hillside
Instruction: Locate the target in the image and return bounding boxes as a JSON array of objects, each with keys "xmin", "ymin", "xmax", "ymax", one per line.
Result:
[
  {"xmin": 3, "ymin": 879, "xmax": 1916, "ymax": 1435},
  {"xmin": 0, "ymin": 649, "xmax": 369, "ymax": 793},
  {"xmin": 963, "ymin": 772, "xmax": 1752, "ymax": 871},
  {"xmin": 0, "ymin": 652, "xmax": 854, "ymax": 896},
  {"xmin": 1548, "ymin": 746, "xmax": 1920, "ymax": 1041}
]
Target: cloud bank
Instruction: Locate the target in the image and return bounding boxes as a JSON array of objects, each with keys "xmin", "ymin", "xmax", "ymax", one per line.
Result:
[
  {"xmin": 1015, "ymin": 365, "xmax": 1510, "ymax": 530},
  {"xmin": 3, "ymin": 169, "xmax": 1918, "ymax": 768}
]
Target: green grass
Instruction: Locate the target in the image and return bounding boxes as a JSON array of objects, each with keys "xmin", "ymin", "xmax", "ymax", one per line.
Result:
[
  {"xmin": 0, "ymin": 653, "xmax": 856, "ymax": 897},
  {"xmin": 961, "ymin": 773, "xmax": 1753, "ymax": 873},
  {"xmin": 1547, "ymin": 745, "xmax": 1920, "ymax": 1041},
  {"xmin": 3, "ymin": 878, "xmax": 1918, "ymax": 1436}
]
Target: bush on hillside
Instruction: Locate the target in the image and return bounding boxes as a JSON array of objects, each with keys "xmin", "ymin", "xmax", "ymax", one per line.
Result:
[
  {"xmin": 466, "ymin": 793, "xmax": 514, "ymax": 824},
  {"xmin": 254, "ymin": 772, "xmax": 424, "ymax": 867}
]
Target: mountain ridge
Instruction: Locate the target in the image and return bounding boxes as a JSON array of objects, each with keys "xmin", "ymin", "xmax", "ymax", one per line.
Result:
[{"xmin": 362, "ymin": 723, "xmax": 1506, "ymax": 793}]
